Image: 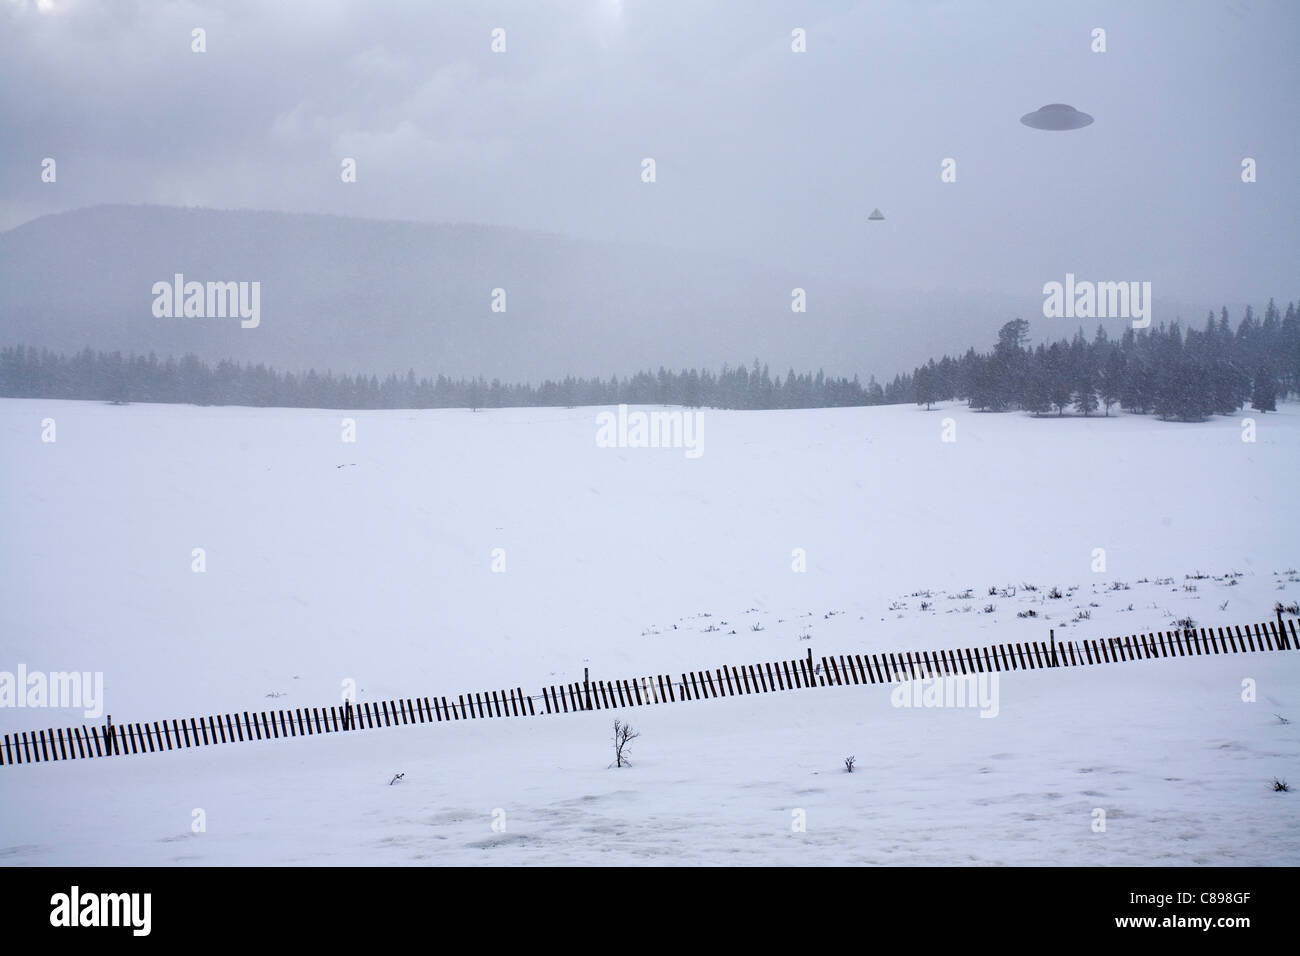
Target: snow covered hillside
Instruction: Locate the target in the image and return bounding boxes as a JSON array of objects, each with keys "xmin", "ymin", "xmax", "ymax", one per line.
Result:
[{"xmin": 1, "ymin": 398, "xmax": 1297, "ymax": 865}]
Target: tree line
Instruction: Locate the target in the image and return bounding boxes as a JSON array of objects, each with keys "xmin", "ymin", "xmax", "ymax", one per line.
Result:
[
  {"xmin": 0, "ymin": 347, "xmax": 909, "ymax": 411},
  {"xmin": 1, "ymin": 299, "xmax": 1294, "ymax": 418},
  {"xmin": 913, "ymin": 300, "xmax": 1298, "ymax": 420}
]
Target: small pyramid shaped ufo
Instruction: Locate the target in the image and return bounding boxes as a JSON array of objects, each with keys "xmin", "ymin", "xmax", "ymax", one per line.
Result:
[
  {"xmin": 868, "ymin": 208, "xmax": 885, "ymax": 220},
  {"xmin": 1020, "ymin": 103, "xmax": 1093, "ymax": 130}
]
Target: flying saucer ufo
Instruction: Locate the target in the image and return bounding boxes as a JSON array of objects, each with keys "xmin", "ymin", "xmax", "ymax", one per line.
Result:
[
  {"xmin": 1020, "ymin": 103, "xmax": 1093, "ymax": 131},
  {"xmin": 868, "ymin": 208, "xmax": 885, "ymax": 221}
]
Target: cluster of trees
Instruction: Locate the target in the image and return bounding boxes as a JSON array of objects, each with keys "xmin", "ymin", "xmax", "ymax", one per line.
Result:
[
  {"xmin": 912, "ymin": 301, "xmax": 1298, "ymax": 421},
  {"xmin": 0, "ymin": 347, "xmax": 914, "ymax": 411}
]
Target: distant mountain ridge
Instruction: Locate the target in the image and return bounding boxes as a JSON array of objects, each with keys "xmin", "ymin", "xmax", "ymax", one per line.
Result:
[{"xmin": 0, "ymin": 204, "xmax": 1193, "ymax": 383}]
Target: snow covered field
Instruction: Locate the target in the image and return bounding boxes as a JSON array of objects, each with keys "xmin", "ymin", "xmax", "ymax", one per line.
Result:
[
  {"xmin": 1, "ymin": 397, "xmax": 1297, "ymax": 865},
  {"xmin": 4, "ymin": 654, "xmax": 1299, "ymax": 866}
]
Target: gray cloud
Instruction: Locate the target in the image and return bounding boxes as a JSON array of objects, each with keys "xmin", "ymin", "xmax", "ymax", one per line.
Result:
[{"xmin": 2, "ymin": 0, "xmax": 1297, "ymax": 306}]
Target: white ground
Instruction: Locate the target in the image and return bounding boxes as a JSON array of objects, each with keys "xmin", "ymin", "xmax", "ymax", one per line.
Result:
[{"xmin": 1, "ymin": 398, "xmax": 1297, "ymax": 865}]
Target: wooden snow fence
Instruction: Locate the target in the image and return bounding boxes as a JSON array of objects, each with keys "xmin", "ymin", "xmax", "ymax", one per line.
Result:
[{"xmin": 2, "ymin": 617, "xmax": 1295, "ymax": 768}]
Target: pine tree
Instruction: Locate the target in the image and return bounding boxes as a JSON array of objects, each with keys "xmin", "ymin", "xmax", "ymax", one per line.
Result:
[
  {"xmin": 914, "ymin": 362, "xmax": 939, "ymax": 409},
  {"xmin": 1046, "ymin": 342, "xmax": 1072, "ymax": 416},
  {"xmin": 992, "ymin": 318, "xmax": 1030, "ymax": 409},
  {"xmin": 1281, "ymin": 301, "xmax": 1300, "ymax": 398},
  {"xmin": 1098, "ymin": 348, "xmax": 1124, "ymax": 416},
  {"xmin": 1072, "ymin": 332, "xmax": 1099, "ymax": 416},
  {"xmin": 1021, "ymin": 346, "xmax": 1053, "ymax": 415},
  {"xmin": 1251, "ymin": 365, "xmax": 1277, "ymax": 412}
]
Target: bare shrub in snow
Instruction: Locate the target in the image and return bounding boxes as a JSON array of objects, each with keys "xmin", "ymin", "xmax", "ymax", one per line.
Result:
[
  {"xmin": 613, "ymin": 719, "xmax": 640, "ymax": 768},
  {"xmin": 844, "ymin": 756, "xmax": 856, "ymax": 773},
  {"xmin": 1274, "ymin": 778, "xmax": 1290, "ymax": 792}
]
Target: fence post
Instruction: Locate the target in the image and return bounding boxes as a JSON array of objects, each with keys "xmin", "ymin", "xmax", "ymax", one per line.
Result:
[
  {"xmin": 1050, "ymin": 629, "xmax": 1058, "ymax": 666},
  {"xmin": 585, "ymin": 667, "xmax": 592, "ymax": 710}
]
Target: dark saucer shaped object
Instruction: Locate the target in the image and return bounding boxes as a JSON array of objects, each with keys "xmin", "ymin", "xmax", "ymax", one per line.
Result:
[{"xmin": 1020, "ymin": 103, "xmax": 1094, "ymax": 130}]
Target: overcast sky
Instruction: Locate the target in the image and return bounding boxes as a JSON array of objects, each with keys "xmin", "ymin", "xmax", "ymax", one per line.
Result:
[{"xmin": 2, "ymin": 0, "xmax": 1297, "ymax": 306}]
